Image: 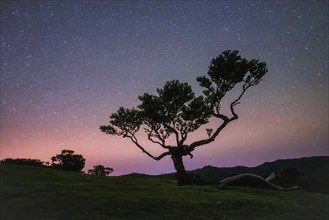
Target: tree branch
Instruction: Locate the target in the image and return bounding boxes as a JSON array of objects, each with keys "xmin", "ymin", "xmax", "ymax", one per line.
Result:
[
  {"xmin": 145, "ymin": 127, "xmax": 167, "ymax": 148},
  {"xmin": 128, "ymin": 135, "xmax": 172, "ymax": 161},
  {"xmin": 179, "ymin": 129, "xmax": 188, "ymax": 146},
  {"xmin": 188, "ymin": 119, "xmax": 229, "ymax": 151},
  {"xmin": 147, "ymin": 132, "xmax": 165, "ymax": 147},
  {"xmin": 229, "ymin": 84, "xmax": 251, "ymax": 120},
  {"xmin": 164, "ymin": 122, "xmax": 180, "ymax": 146},
  {"xmin": 212, "ymin": 112, "xmax": 229, "ymax": 121},
  {"xmin": 177, "ymin": 121, "xmax": 190, "ymax": 146}
]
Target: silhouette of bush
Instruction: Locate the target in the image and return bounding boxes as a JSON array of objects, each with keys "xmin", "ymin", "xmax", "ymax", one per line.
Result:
[
  {"xmin": 87, "ymin": 165, "xmax": 114, "ymax": 176},
  {"xmin": 51, "ymin": 149, "xmax": 85, "ymax": 172},
  {"xmin": 0, "ymin": 158, "xmax": 46, "ymax": 167}
]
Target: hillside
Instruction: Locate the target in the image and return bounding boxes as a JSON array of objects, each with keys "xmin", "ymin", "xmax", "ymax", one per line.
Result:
[
  {"xmin": 1, "ymin": 164, "xmax": 329, "ymax": 219},
  {"xmin": 159, "ymin": 156, "xmax": 329, "ymax": 193}
]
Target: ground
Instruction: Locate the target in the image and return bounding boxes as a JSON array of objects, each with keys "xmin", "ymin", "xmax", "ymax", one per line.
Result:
[{"xmin": 1, "ymin": 164, "xmax": 328, "ymax": 220}]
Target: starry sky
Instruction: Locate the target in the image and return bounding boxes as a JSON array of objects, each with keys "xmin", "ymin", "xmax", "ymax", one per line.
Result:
[{"xmin": 1, "ymin": 0, "xmax": 328, "ymax": 175}]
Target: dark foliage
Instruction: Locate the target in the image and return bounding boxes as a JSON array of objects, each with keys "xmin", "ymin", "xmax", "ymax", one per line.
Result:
[
  {"xmin": 51, "ymin": 149, "xmax": 85, "ymax": 172},
  {"xmin": 181, "ymin": 156, "xmax": 328, "ymax": 194},
  {"xmin": 101, "ymin": 50, "xmax": 267, "ymax": 185},
  {"xmin": 0, "ymin": 158, "xmax": 46, "ymax": 167},
  {"xmin": 278, "ymin": 167, "xmax": 303, "ymax": 187},
  {"xmin": 87, "ymin": 165, "xmax": 114, "ymax": 176}
]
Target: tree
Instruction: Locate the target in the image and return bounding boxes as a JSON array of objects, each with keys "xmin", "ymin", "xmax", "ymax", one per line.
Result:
[
  {"xmin": 87, "ymin": 165, "xmax": 114, "ymax": 176},
  {"xmin": 100, "ymin": 50, "xmax": 267, "ymax": 185},
  {"xmin": 51, "ymin": 149, "xmax": 85, "ymax": 172},
  {"xmin": 0, "ymin": 158, "xmax": 46, "ymax": 167}
]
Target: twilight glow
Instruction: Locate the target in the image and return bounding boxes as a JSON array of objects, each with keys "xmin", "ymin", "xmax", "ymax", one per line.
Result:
[{"xmin": 1, "ymin": 1, "xmax": 328, "ymax": 175}]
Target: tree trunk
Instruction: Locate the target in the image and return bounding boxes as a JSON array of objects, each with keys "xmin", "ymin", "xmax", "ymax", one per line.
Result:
[{"xmin": 171, "ymin": 155, "xmax": 189, "ymax": 185}]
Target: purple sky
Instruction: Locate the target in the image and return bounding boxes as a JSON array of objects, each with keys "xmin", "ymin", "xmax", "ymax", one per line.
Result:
[{"xmin": 1, "ymin": 1, "xmax": 328, "ymax": 175}]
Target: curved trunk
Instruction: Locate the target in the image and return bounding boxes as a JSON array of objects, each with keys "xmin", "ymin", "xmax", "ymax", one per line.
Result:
[{"xmin": 171, "ymin": 155, "xmax": 188, "ymax": 185}]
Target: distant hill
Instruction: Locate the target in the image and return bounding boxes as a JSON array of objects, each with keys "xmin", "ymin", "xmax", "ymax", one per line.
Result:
[
  {"xmin": 120, "ymin": 172, "xmax": 151, "ymax": 178},
  {"xmin": 153, "ymin": 156, "xmax": 329, "ymax": 193}
]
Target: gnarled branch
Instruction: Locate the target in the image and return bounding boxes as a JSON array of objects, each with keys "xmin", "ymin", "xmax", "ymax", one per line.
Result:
[
  {"xmin": 188, "ymin": 119, "xmax": 230, "ymax": 151},
  {"xmin": 128, "ymin": 135, "xmax": 172, "ymax": 161}
]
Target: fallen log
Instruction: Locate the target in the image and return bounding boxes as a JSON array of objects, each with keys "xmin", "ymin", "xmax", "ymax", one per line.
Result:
[{"xmin": 217, "ymin": 173, "xmax": 298, "ymax": 191}]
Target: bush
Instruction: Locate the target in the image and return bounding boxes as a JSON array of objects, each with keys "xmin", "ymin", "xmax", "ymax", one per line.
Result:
[
  {"xmin": 0, "ymin": 158, "xmax": 46, "ymax": 167},
  {"xmin": 87, "ymin": 165, "xmax": 113, "ymax": 176}
]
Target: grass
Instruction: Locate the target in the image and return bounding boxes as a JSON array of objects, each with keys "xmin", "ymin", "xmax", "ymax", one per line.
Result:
[{"xmin": 1, "ymin": 164, "xmax": 328, "ymax": 220}]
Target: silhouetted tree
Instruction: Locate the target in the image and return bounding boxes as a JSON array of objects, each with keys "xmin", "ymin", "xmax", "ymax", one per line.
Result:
[
  {"xmin": 87, "ymin": 165, "xmax": 114, "ymax": 176},
  {"xmin": 51, "ymin": 149, "xmax": 85, "ymax": 172},
  {"xmin": 100, "ymin": 50, "xmax": 267, "ymax": 185},
  {"xmin": 0, "ymin": 158, "xmax": 46, "ymax": 167}
]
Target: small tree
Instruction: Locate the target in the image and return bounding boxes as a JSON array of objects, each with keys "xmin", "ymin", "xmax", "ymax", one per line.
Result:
[
  {"xmin": 51, "ymin": 149, "xmax": 85, "ymax": 172},
  {"xmin": 101, "ymin": 50, "xmax": 267, "ymax": 185},
  {"xmin": 87, "ymin": 165, "xmax": 114, "ymax": 176}
]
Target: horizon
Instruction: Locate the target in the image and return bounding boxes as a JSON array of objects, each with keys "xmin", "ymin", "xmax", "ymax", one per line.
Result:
[
  {"xmin": 1, "ymin": 155, "xmax": 328, "ymax": 176},
  {"xmin": 1, "ymin": 1, "xmax": 328, "ymax": 176},
  {"xmin": 116, "ymin": 155, "xmax": 329, "ymax": 176}
]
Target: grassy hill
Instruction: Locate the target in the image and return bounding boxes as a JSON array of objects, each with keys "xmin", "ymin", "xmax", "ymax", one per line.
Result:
[{"xmin": 1, "ymin": 164, "xmax": 329, "ymax": 220}]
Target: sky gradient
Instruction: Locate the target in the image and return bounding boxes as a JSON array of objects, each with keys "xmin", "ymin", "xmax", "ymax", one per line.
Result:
[{"xmin": 1, "ymin": 0, "xmax": 328, "ymax": 175}]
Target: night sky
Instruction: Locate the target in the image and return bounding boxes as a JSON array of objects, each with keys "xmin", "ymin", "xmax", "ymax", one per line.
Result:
[{"xmin": 1, "ymin": 0, "xmax": 328, "ymax": 175}]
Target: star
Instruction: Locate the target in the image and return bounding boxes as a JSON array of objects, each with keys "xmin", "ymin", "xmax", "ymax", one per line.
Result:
[{"xmin": 0, "ymin": 0, "xmax": 327, "ymax": 174}]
